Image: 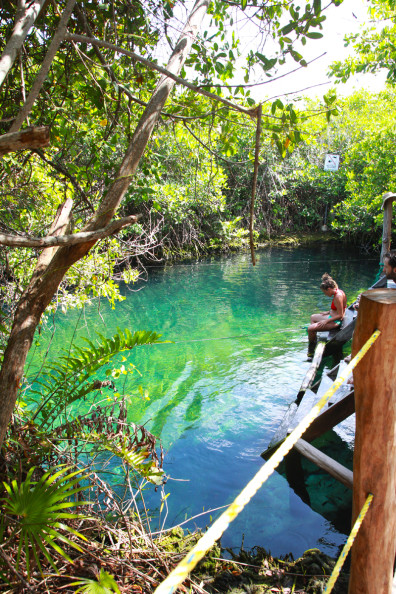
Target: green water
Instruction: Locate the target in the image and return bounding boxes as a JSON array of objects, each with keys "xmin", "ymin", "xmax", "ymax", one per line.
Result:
[{"xmin": 30, "ymin": 244, "xmax": 378, "ymax": 558}]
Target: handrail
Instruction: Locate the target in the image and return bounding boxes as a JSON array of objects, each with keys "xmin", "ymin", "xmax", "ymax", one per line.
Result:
[{"xmin": 154, "ymin": 330, "xmax": 381, "ymax": 594}]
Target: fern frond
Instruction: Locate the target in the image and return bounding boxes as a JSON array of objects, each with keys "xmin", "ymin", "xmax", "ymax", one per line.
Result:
[{"xmin": 29, "ymin": 329, "xmax": 163, "ymax": 426}]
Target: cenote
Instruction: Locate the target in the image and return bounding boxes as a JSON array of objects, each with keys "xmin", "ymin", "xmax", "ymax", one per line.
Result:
[{"xmin": 30, "ymin": 244, "xmax": 379, "ymax": 559}]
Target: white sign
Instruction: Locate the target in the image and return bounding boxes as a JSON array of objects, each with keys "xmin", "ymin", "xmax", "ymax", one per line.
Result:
[{"xmin": 324, "ymin": 154, "xmax": 340, "ymax": 171}]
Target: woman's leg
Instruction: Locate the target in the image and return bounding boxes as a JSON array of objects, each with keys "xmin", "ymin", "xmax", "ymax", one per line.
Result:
[
  {"xmin": 308, "ymin": 318, "xmax": 339, "ymax": 341},
  {"xmin": 306, "ymin": 315, "xmax": 338, "ymax": 359},
  {"xmin": 308, "ymin": 313, "xmax": 328, "ymax": 342},
  {"xmin": 310, "ymin": 313, "xmax": 326, "ymax": 324}
]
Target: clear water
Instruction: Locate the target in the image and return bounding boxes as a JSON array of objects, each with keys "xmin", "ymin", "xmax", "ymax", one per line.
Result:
[{"xmin": 30, "ymin": 244, "xmax": 379, "ymax": 558}]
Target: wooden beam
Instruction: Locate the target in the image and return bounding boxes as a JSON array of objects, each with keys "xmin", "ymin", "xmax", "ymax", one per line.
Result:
[
  {"xmin": 0, "ymin": 126, "xmax": 50, "ymax": 156},
  {"xmin": 302, "ymin": 390, "xmax": 355, "ymax": 442},
  {"xmin": 294, "ymin": 438, "xmax": 353, "ymax": 489},
  {"xmin": 327, "ymin": 308, "xmax": 356, "ymax": 345},
  {"xmin": 296, "ymin": 341, "xmax": 325, "ymax": 404},
  {"xmin": 349, "ymin": 289, "xmax": 396, "ymax": 594},
  {"xmin": 261, "ymin": 390, "xmax": 355, "ymax": 461}
]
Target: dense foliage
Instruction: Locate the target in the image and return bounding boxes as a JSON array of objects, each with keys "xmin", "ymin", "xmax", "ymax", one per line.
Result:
[
  {"xmin": 212, "ymin": 88, "xmax": 396, "ymax": 245},
  {"xmin": 329, "ymin": 0, "xmax": 396, "ymax": 83}
]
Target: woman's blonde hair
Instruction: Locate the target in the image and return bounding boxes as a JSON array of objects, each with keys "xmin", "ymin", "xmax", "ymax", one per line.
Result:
[{"xmin": 320, "ymin": 273, "xmax": 338, "ymax": 290}]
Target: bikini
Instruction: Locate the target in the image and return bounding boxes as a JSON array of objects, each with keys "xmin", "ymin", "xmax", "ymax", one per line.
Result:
[{"xmin": 329, "ymin": 289, "xmax": 346, "ymax": 326}]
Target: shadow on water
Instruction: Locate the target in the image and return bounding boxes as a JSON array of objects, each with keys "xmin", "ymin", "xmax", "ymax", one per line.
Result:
[
  {"xmin": 282, "ymin": 430, "xmax": 353, "ymax": 535},
  {"xmin": 29, "ymin": 244, "xmax": 378, "ymax": 558}
]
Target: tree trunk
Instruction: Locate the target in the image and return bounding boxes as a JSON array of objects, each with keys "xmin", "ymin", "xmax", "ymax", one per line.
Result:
[{"xmin": 0, "ymin": 0, "xmax": 209, "ymax": 448}]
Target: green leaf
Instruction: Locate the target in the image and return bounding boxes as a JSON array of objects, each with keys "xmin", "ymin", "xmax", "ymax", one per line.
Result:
[
  {"xmin": 281, "ymin": 22, "xmax": 296, "ymax": 35},
  {"xmin": 313, "ymin": 0, "xmax": 321, "ymax": 16},
  {"xmin": 71, "ymin": 569, "xmax": 121, "ymax": 593},
  {"xmin": 30, "ymin": 329, "xmax": 163, "ymax": 426},
  {"xmin": 289, "ymin": 49, "xmax": 303, "ymax": 62},
  {"xmin": 256, "ymin": 53, "xmax": 277, "ymax": 71},
  {"xmin": 305, "ymin": 32, "xmax": 323, "ymax": 39}
]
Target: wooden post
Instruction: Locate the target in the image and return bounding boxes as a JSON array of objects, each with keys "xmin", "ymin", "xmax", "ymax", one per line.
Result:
[{"xmin": 348, "ymin": 289, "xmax": 396, "ymax": 594}]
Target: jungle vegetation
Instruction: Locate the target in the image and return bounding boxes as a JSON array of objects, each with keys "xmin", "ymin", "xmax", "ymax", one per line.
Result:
[{"xmin": 0, "ymin": 0, "xmax": 395, "ymax": 590}]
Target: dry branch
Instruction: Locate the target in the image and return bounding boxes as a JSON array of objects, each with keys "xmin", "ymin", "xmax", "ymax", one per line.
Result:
[
  {"xmin": 0, "ymin": 126, "xmax": 50, "ymax": 156},
  {"xmin": 249, "ymin": 104, "xmax": 262, "ymax": 266},
  {"xmin": 0, "ymin": 214, "xmax": 141, "ymax": 248}
]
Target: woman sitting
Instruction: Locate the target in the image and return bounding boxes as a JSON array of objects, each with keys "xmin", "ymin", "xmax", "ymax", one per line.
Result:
[{"xmin": 307, "ymin": 273, "xmax": 347, "ymax": 359}]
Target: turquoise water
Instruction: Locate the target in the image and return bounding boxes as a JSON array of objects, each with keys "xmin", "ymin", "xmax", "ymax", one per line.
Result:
[{"xmin": 30, "ymin": 245, "xmax": 378, "ymax": 558}]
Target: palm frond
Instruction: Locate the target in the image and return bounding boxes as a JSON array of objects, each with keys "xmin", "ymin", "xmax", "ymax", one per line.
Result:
[
  {"xmin": 70, "ymin": 569, "xmax": 121, "ymax": 593},
  {"xmin": 2, "ymin": 465, "xmax": 90, "ymax": 576}
]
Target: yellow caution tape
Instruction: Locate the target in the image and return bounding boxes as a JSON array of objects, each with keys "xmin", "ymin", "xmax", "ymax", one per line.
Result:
[
  {"xmin": 324, "ymin": 493, "xmax": 374, "ymax": 593},
  {"xmin": 154, "ymin": 330, "xmax": 381, "ymax": 594}
]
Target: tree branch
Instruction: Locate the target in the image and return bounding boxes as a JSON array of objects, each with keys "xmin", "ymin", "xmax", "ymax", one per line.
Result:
[
  {"xmin": 0, "ymin": 0, "xmax": 47, "ymax": 89},
  {"xmin": 70, "ymin": 8, "xmax": 249, "ymax": 124},
  {"xmin": 9, "ymin": 0, "xmax": 77, "ymax": 133},
  {"xmin": 70, "ymin": 11, "xmax": 225, "ymax": 124},
  {"xmin": 34, "ymin": 197, "xmax": 74, "ymax": 273},
  {"xmin": 64, "ymin": 33, "xmax": 259, "ymax": 119},
  {"xmin": 33, "ymin": 148, "xmax": 94, "ymax": 213},
  {"xmin": 0, "ymin": 126, "xmax": 50, "ymax": 156},
  {"xmin": 0, "ymin": 214, "xmax": 141, "ymax": 248}
]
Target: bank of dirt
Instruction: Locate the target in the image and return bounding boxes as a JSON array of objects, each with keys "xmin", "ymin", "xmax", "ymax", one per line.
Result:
[
  {"xmin": 159, "ymin": 528, "xmax": 349, "ymax": 594},
  {"xmin": 197, "ymin": 546, "xmax": 348, "ymax": 594},
  {"xmin": 158, "ymin": 232, "xmax": 340, "ymax": 263}
]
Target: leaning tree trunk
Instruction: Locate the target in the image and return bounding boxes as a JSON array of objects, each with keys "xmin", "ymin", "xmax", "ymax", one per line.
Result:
[{"xmin": 0, "ymin": 0, "xmax": 210, "ymax": 448}]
